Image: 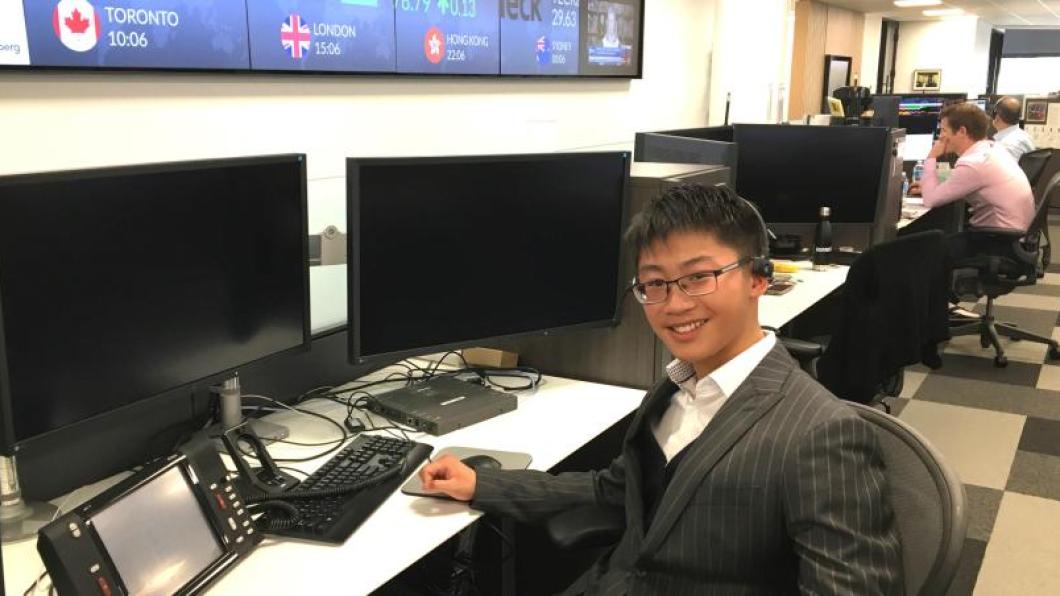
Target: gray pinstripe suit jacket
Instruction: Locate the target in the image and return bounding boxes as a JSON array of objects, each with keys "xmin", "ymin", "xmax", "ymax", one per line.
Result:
[{"xmin": 471, "ymin": 342, "xmax": 904, "ymax": 595}]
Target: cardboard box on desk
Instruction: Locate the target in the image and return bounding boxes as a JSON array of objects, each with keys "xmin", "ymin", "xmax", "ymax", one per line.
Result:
[{"xmin": 463, "ymin": 347, "xmax": 519, "ymax": 368}]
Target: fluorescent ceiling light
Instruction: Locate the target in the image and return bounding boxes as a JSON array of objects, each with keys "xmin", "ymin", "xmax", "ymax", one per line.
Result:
[
  {"xmin": 923, "ymin": 7, "xmax": 965, "ymax": 16},
  {"xmin": 893, "ymin": 0, "xmax": 942, "ymax": 7}
]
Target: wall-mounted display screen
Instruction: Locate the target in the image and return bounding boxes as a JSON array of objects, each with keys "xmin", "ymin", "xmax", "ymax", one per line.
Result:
[
  {"xmin": 0, "ymin": 0, "xmax": 643, "ymax": 78},
  {"xmin": 19, "ymin": 0, "xmax": 250, "ymax": 70},
  {"xmin": 248, "ymin": 0, "xmax": 396, "ymax": 73},
  {"xmin": 394, "ymin": 0, "xmax": 500, "ymax": 74},
  {"xmin": 499, "ymin": 0, "xmax": 579, "ymax": 76}
]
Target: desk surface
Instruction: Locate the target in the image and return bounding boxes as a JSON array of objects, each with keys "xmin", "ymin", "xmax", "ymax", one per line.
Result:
[
  {"xmin": 898, "ymin": 196, "xmax": 930, "ymax": 230},
  {"xmin": 760, "ymin": 262, "xmax": 848, "ymax": 329},
  {"xmin": 2, "ymin": 372, "xmax": 644, "ymax": 596}
]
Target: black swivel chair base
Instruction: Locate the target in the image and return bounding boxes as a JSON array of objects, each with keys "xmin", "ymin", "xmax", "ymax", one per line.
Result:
[{"xmin": 949, "ymin": 296, "xmax": 1060, "ymax": 367}]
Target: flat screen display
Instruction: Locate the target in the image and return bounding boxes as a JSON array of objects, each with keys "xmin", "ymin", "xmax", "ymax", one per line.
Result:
[
  {"xmin": 347, "ymin": 152, "xmax": 629, "ymax": 362},
  {"xmin": 92, "ymin": 465, "xmax": 223, "ymax": 596},
  {"xmin": 898, "ymin": 97, "xmax": 945, "ymax": 135},
  {"xmin": 247, "ymin": 0, "xmax": 396, "ymax": 73},
  {"xmin": 499, "ymin": 0, "xmax": 579, "ymax": 76},
  {"xmin": 0, "ymin": 156, "xmax": 309, "ymax": 447},
  {"xmin": 578, "ymin": 0, "xmax": 640, "ymax": 76},
  {"xmin": 733, "ymin": 124, "xmax": 889, "ymax": 224},
  {"xmin": 0, "ymin": 0, "xmax": 643, "ymax": 77},
  {"xmin": 19, "ymin": 0, "xmax": 250, "ymax": 69},
  {"xmin": 394, "ymin": 0, "xmax": 500, "ymax": 74}
]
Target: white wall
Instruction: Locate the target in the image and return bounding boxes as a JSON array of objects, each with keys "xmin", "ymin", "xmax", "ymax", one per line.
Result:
[
  {"xmin": 893, "ymin": 16, "xmax": 990, "ymax": 96},
  {"xmin": 861, "ymin": 13, "xmax": 882, "ymax": 91},
  {"xmin": 708, "ymin": 0, "xmax": 794, "ymax": 125},
  {"xmin": 0, "ymin": 1, "xmax": 716, "ymax": 232}
]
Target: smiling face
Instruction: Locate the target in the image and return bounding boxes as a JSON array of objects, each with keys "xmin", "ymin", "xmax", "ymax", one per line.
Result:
[{"xmin": 637, "ymin": 230, "xmax": 768, "ymax": 379}]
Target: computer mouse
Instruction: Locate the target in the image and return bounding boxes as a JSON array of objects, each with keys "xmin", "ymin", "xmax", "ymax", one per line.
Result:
[{"xmin": 461, "ymin": 454, "xmax": 502, "ymax": 471}]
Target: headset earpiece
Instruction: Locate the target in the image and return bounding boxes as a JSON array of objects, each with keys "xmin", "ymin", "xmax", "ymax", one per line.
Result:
[
  {"xmin": 737, "ymin": 194, "xmax": 774, "ymax": 280},
  {"xmin": 751, "ymin": 256, "xmax": 774, "ymax": 280}
]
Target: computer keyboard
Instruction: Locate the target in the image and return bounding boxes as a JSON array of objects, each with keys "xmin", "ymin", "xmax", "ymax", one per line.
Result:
[{"xmin": 264, "ymin": 434, "xmax": 432, "ymax": 544}]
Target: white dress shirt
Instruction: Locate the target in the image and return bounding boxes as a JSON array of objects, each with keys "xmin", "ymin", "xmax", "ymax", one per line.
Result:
[
  {"xmin": 652, "ymin": 331, "xmax": 777, "ymax": 462},
  {"xmin": 994, "ymin": 124, "xmax": 1036, "ymax": 162}
]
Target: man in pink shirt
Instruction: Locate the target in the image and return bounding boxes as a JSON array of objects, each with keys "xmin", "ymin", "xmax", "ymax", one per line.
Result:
[{"xmin": 910, "ymin": 102, "xmax": 1035, "ymax": 263}]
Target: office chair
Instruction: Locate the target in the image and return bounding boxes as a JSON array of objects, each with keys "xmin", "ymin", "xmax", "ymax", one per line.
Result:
[
  {"xmin": 783, "ymin": 231, "xmax": 951, "ymax": 405},
  {"xmin": 544, "ymin": 402, "xmax": 968, "ymax": 596},
  {"xmin": 949, "ymin": 171, "xmax": 1060, "ymax": 367},
  {"xmin": 1019, "ymin": 148, "xmax": 1053, "ymax": 188},
  {"xmin": 1018, "ymin": 148, "xmax": 1054, "ymax": 271}
]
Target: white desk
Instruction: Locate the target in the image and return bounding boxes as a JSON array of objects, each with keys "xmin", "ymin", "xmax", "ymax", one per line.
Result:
[
  {"xmin": 2, "ymin": 372, "xmax": 644, "ymax": 596},
  {"xmin": 897, "ymin": 197, "xmax": 930, "ymax": 230},
  {"xmin": 760, "ymin": 262, "xmax": 848, "ymax": 329}
]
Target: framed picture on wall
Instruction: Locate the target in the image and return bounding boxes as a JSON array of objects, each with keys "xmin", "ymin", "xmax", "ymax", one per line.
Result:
[
  {"xmin": 1025, "ymin": 99, "xmax": 1049, "ymax": 125},
  {"xmin": 912, "ymin": 69, "xmax": 942, "ymax": 92}
]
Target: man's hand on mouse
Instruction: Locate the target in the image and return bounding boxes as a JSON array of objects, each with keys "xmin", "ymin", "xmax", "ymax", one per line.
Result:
[{"xmin": 419, "ymin": 454, "xmax": 477, "ymax": 501}]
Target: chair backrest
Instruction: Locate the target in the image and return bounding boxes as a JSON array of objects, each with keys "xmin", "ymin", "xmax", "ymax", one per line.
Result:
[
  {"xmin": 1019, "ymin": 148, "xmax": 1053, "ymax": 188},
  {"xmin": 845, "ymin": 401, "xmax": 967, "ymax": 596}
]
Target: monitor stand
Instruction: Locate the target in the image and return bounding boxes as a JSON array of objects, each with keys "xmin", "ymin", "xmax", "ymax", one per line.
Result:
[
  {"xmin": 214, "ymin": 374, "xmax": 289, "ymax": 442},
  {"xmin": 1, "ymin": 455, "xmax": 58, "ymax": 543}
]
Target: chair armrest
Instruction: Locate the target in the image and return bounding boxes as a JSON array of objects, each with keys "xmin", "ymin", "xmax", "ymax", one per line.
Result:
[
  {"xmin": 962, "ymin": 227, "xmax": 1025, "ymax": 240},
  {"xmin": 779, "ymin": 336, "xmax": 825, "ymax": 359},
  {"xmin": 779, "ymin": 337, "xmax": 824, "ymax": 377},
  {"xmin": 545, "ymin": 505, "xmax": 625, "ymax": 550}
]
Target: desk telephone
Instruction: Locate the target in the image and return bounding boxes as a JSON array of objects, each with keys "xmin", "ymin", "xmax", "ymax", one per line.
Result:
[{"xmin": 37, "ymin": 434, "xmax": 261, "ymax": 595}]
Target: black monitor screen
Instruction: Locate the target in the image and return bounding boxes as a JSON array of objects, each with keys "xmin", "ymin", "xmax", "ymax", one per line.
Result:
[
  {"xmin": 0, "ymin": 156, "xmax": 309, "ymax": 448},
  {"xmin": 733, "ymin": 125, "xmax": 889, "ymax": 224},
  {"xmin": 348, "ymin": 152, "xmax": 630, "ymax": 363}
]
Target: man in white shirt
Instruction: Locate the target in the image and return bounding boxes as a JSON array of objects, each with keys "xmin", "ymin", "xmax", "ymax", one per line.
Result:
[
  {"xmin": 420, "ymin": 184, "xmax": 903, "ymax": 595},
  {"xmin": 993, "ymin": 96, "xmax": 1036, "ymax": 162}
]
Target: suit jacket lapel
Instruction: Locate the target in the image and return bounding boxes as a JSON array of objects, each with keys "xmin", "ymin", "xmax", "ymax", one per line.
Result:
[{"xmin": 638, "ymin": 343, "xmax": 795, "ymax": 557}]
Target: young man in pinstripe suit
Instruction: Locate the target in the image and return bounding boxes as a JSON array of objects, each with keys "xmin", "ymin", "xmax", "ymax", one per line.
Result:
[{"xmin": 421, "ymin": 184, "xmax": 904, "ymax": 595}]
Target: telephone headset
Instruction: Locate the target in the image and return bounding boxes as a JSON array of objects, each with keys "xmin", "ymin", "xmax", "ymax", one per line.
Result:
[{"xmin": 739, "ymin": 193, "xmax": 775, "ymax": 281}]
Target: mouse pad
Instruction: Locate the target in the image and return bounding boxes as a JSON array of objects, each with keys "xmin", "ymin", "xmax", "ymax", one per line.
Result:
[{"xmin": 401, "ymin": 446, "xmax": 532, "ymax": 498}]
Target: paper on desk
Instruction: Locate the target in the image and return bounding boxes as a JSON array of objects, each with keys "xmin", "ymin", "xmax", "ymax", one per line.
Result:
[{"xmin": 904, "ymin": 197, "xmax": 924, "ymax": 206}]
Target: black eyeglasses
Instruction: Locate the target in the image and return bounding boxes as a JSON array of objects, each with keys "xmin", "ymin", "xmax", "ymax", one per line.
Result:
[{"xmin": 631, "ymin": 258, "xmax": 750, "ymax": 305}]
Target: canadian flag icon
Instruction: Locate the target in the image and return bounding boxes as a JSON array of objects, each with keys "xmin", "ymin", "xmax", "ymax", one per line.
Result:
[{"xmin": 52, "ymin": 0, "xmax": 101, "ymax": 53}]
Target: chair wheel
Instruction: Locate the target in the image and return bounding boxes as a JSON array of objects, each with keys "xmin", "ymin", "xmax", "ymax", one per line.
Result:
[
  {"xmin": 994, "ymin": 355, "xmax": 1008, "ymax": 368},
  {"xmin": 1049, "ymin": 345, "xmax": 1060, "ymax": 360}
]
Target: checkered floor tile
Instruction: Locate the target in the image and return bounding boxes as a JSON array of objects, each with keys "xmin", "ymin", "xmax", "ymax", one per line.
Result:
[{"xmin": 889, "ymin": 219, "xmax": 1060, "ymax": 595}]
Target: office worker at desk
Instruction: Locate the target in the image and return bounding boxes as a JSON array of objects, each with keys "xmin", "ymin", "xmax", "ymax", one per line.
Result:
[
  {"xmin": 910, "ymin": 102, "xmax": 1034, "ymax": 261},
  {"xmin": 992, "ymin": 96, "xmax": 1035, "ymax": 162},
  {"xmin": 420, "ymin": 184, "xmax": 903, "ymax": 595}
]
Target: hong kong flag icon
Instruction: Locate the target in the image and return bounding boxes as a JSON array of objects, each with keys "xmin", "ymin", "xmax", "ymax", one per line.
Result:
[{"xmin": 52, "ymin": 0, "xmax": 101, "ymax": 53}]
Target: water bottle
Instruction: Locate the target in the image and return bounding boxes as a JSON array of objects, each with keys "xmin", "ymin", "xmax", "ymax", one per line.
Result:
[
  {"xmin": 912, "ymin": 160, "xmax": 925, "ymax": 185},
  {"xmin": 813, "ymin": 207, "xmax": 832, "ymax": 271},
  {"xmin": 902, "ymin": 172, "xmax": 909, "ymax": 197}
]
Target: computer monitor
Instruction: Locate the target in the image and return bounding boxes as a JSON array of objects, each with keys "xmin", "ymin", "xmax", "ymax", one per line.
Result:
[
  {"xmin": 897, "ymin": 94, "xmax": 967, "ymax": 134},
  {"xmin": 0, "ymin": 155, "xmax": 310, "ymax": 453},
  {"xmin": 732, "ymin": 124, "xmax": 890, "ymax": 224},
  {"xmin": 346, "ymin": 152, "xmax": 630, "ymax": 364},
  {"xmin": 898, "ymin": 96, "xmax": 946, "ymax": 134},
  {"xmin": 967, "ymin": 98, "xmax": 989, "ymax": 112}
]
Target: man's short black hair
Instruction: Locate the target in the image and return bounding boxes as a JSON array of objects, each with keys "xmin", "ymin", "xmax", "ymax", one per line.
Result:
[
  {"xmin": 994, "ymin": 96, "xmax": 1022, "ymax": 126},
  {"xmin": 624, "ymin": 183, "xmax": 768, "ymax": 266}
]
